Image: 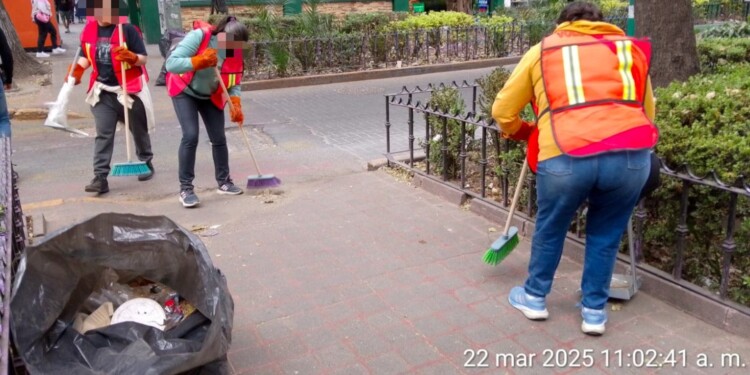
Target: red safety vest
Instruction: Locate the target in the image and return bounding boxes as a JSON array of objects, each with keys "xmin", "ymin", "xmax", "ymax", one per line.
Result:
[
  {"xmin": 166, "ymin": 20, "xmax": 244, "ymax": 109},
  {"xmin": 80, "ymin": 21, "xmax": 146, "ymax": 94},
  {"xmin": 540, "ymin": 31, "xmax": 658, "ymax": 157}
]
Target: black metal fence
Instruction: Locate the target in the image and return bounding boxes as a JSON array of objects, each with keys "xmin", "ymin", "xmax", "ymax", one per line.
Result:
[
  {"xmin": 245, "ymin": 24, "xmax": 532, "ymax": 80},
  {"xmin": 693, "ymin": 1, "xmax": 750, "ymax": 23},
  {"xmin": 384, "ymin": 83, "xmax": 750, "ymax": 312},
  {"xmin": 245, "ymin": 17, "xmax": 627, "ymax": 80}
]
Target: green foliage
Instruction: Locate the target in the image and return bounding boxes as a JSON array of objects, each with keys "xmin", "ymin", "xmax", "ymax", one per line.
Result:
[
  {"xmin": 477, "ymin": 14, "xmax": 514, "ymax": 29},
  {"xmin": 388, "ymin": 11, "xmax": 475, "ymax": 31},
  {"xmin": 596, "ymin": 0, "xmax": 628, "ymax": 15},
  {"xmin": 422, "ymin": 87, "xmax": 472, "ymax": 178},
  {"xmin": 649, "ymin": 63, "xmax": 750, "ymax": 306},
  {"xmin": 698, "ymin": 21, "xmax": 750, "ymax": 38},
  {"xmin": 697, "ymin": 37, "xmax": 750, "ymax": 72},
  {"xmin": 475, "ymin": 67, "xmax": 510, "ymax": 120},
  {"xmin": 340, "ymin": 12, "xmax": 394, "ymax": 34}
]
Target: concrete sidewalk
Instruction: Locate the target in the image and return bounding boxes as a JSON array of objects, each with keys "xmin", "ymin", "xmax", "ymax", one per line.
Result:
[{"xmin": 7, "ymin": 21, "xmax": 749, "ymax": 375}]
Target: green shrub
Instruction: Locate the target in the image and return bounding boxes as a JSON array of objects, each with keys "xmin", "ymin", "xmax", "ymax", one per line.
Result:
[
  {"xmin": 597, "ymin": 0, "xmax": 628, "ymax": 15},
  {"xmin": 698, "ymin": 21, "xmax": 750, "ymax": 38},
  {"xmin": 649, "ymin": 63, "xmax": 750, "ymax": 306},
  {"xmin": 477, "ymin": 15, "xmax": 514, "ymax": 29},
  {"xmin": 697, "ymin": 37, "xmax": 750, "ymax": 72},
  {"xmin": 422, "ymin": 87, "xmax": 472, "ymax": 178},
  {"xmin": 340, "ymin": 12, "xmax": 393, "ymax": 34},
  {"xmin": 388, "ymin": 11, "xmax": 475, "ymax": 31}
]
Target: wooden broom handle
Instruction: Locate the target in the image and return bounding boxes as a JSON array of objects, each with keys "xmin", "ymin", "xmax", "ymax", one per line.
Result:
[
  {"xmin": 118, "ymin": 23, "xmax": 134, "ymax": 163},
  {"xmin": 214, "ymin": 67, "xmax": 263, "ymax": 175},
  {"xmin": 503, "ymin": 157, "xmax": 529, "ymax": 236}
]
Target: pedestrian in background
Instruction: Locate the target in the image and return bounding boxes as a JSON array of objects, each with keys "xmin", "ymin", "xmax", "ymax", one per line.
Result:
[
  {"xmin": 32, "ymin": 0, "xmax": 66, "ymax": 58},
  {"xmin": 165, "ymin": 16, "xmax": 249, "ymax": 208},
  {"xmin": 492, "ymin": 1, "xmax": 658, "ymax": 336},
  {"xmin": 58, "ymin": 0, "xmax": 74, "ymax": 33},
  {"xmin": 0, "ymin": 27, "xmax": 14, "ymax": 138},
  {"xmin": 76, "ymin": 0, "xmax": 86, "ymax": 24}
]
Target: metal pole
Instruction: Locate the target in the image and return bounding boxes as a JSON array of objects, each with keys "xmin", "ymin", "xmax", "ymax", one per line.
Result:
[{"xmin": 627, "ymin": 0, "xmax": 636, "ymax": 36}]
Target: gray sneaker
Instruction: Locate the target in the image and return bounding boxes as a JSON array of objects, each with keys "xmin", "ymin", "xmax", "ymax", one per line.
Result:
[
  {"xmin": 217, "ymin": 182, "xmax": 243, "ymax": 195},
  {"xmin": 179, "ymin": 189, "xmax": 200, "ymax": 208}
]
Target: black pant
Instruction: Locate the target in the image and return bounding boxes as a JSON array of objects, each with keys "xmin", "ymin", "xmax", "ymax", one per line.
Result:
[
  {"xmin": 172, "ymin": 93, "xmax": 231, "ymax": 191},
  {"xmin": 35, "ymin": 20, "xmax": 58, "ymax": 52},
  {"xmin": 91, "ymin": 91, "xmax": 153, "ymax": 176}
]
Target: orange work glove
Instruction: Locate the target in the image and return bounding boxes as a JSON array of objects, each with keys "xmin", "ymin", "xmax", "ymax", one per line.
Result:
[
  {"xmin": 191, "ymin": 48, "xmax": 218, "ymax": 71},
  {"xmin": 66, "ymin": 63, "xmax": 86, "ymax": 85},
  {"xmin": 113, "ymin": 46, "xmax": 139, "ymax": 66},
  {"xmin": 229, "ymin": 96, "xmax": 244, "ymax": 124},
  {"xmin": 503, "ymin": 120, "xmax": 534, "ymax": 141}
]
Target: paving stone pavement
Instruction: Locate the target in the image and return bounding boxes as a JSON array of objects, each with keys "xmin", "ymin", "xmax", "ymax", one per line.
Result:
[{"xmin": 8, "ymin": 25, "xmax": 749, "ymax": 374}]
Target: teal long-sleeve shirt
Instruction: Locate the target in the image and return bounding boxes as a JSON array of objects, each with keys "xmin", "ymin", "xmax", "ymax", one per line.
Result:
[{"xmin": 165, "ymin": 28, "xmax": 241, "ymax": 100}]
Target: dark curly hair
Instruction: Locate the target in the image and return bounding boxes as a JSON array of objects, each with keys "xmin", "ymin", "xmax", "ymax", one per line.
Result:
[{"xmin": 557, "ymin": 1, "xmax": 604, "ymax": 24}]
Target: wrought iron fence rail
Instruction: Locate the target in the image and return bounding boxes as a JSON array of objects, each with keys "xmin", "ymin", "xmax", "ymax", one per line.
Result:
[
  {"xmin": 245, "ymin": 24, "xmax": 541, "ymax": 80},
  {"xmin": 384, "ymin": 84, "xmax": 750, "ymax": 312}
]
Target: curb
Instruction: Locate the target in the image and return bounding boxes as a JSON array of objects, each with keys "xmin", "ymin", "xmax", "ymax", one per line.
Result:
[
  {"xmin": 374, "ymin": 161, "xmax": 750, "ymax": 336},
  {"xmin": 241, "ymin": 56, "xmax": 522, "ymax": 91}
]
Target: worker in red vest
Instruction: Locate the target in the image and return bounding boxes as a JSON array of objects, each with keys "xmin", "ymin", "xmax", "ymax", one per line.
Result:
[
  {"xmin": 165, "ymin": 16, "xmax": 247, "ymax": 208},
  {"xmin": 67, "ymin": 0, "xmax": 155, "ymax": 195},
  {"xmin": 492, "ymin": 1, "xmax": 658, "ymax": 336}
]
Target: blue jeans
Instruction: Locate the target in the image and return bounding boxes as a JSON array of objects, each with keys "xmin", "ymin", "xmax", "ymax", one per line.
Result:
[
  {"xmin": 524, "ymin": 150, "xmax": 650, "ymax": 310},
  {"xmin": 0, "ymin": 83, "xmax": 10, "ymax": 138}
]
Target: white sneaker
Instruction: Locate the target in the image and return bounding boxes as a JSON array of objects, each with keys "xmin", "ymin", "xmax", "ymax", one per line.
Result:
[
  {"xmin": 52, "ymin": 47, "xmax": 66, "ymax": 54},
  {"xmin": 36, "ymin": 52, "xmax": 50, "ymax": 58}
]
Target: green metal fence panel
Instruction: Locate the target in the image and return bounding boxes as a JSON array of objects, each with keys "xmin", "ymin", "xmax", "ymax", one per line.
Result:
[
  {"xmin": 393, "ymin": 0, "xmax": 410, "ymax": 12},
  {"xmin": 284, "ymin": 0, "xmax": 303, "ymax": 15}
]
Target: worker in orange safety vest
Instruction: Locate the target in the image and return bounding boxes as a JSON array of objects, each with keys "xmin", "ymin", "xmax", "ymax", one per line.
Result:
[{"xmin": 492, "ymin": 1, "xmax": 658, "ymax": 336}]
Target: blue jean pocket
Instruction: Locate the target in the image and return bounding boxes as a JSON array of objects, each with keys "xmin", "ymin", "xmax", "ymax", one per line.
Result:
[
  {"xmin": 626, "ymin": 150, "xmax": 649, "ymax": 170},
  {"xmin": 538, "ymin": 155, "xmax": 573, "ymax": 176}
]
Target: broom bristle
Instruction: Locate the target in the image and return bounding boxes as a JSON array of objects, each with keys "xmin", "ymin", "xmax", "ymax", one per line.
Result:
[
  {"xmin": 483, "ymin": 230, "xmax": 519, "ymax": 266},
  {"xmin": 111, "ymin": 162, "xmax": 151, "ymax": 177},
  {"xmin": 246, "ymin": 174, "xmax": 281, "ymax": 189}
]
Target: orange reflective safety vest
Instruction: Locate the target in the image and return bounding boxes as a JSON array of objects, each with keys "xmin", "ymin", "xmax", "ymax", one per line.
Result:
[
  {"xmin": 80, "ymin": 21, "xmax": 146, "ymax": 94},
  {"xmin": 166, "ymin": 20, "xmax": 244, "ymax": 109},
  {"xmin": 539, "ymin": 31, "xmax": 658, "ymax": 157}
]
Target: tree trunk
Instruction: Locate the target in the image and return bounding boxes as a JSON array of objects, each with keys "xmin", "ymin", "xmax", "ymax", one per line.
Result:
[
  {"xmin": 635, "ymin": 0, "xmax": 700, "ymax": 87},
  {"xmin": 447, "ymin": 0, "xmax": 473, "ymax": 13},
  {"xmin": 0, "ymin": 0, "xmax": 50, "ymax": 78},
  {"xmin": 211, "ymin": 0, "xmax": 228, "ymax": 15}
]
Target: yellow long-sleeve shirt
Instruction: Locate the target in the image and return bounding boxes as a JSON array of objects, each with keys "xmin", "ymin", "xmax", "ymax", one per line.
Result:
[{"xmin": 491, "ymin": 21, "xmax": 655, "ymax": 162}]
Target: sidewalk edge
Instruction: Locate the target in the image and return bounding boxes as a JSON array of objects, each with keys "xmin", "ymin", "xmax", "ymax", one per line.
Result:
[{"xmin": 241, "ymin": 57, "xmax": 522, "ymax": 91}]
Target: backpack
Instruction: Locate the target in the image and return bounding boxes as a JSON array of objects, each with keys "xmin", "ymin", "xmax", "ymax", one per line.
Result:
[{"xmin": 156, "ymin": 29, "xmax": 186, "ymax": 86}]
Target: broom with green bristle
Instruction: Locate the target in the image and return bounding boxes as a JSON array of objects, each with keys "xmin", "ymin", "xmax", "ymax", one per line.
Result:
[
  {"xmin": 483, "ymin": 157, "xmax": 529, "ymax": 265},
  {"xmin": 110, "ymin": 23, "xmax": 150, "ymax": 178}
]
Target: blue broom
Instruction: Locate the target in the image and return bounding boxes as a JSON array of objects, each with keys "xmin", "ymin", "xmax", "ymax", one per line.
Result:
[
  {"xmin": 110, "ymin": 23, "xmax": 150, "ymax": 177},
  {"xmin": 483, "ymin": 158, "xmax": 529, "ymax": 265},
  {"xmin": 215, "ymin": 68, "xmax": 281, "ymax": 189}
]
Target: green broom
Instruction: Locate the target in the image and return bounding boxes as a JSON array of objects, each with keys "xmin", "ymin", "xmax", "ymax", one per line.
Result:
[
  {"xmin": 483, "ymin": 157, "xmax": 529, "ymax": 265},
  {"xmin": 110, "ymin": 23, "xmax": 150, "ymax": 177}
]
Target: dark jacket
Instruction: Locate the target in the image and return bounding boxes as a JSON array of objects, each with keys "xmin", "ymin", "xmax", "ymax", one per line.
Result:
[{"xmin": 0, "ymin": 28, "xmax": 13, "ymax": 85}]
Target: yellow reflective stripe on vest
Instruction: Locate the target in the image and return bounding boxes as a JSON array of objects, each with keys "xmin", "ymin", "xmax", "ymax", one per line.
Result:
[
  {"xmin": 616, "ymin": 40, "xmax": 636, "ymax": 101},
  {"xmin": 84, "ymin": 43, "xmax": 93, "ymax": 62},
  {"xmin": 562, "ymin": 45, "xmax": 585, "ymax": 105}
]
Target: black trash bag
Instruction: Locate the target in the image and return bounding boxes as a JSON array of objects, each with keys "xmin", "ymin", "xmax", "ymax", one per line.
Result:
[
  {"xmin": 10, "ymin": 213, "xmax": 234, "ymax": 375},
  {"xmin": 156, "ymin": 29, "xmax": 186, "ymax": 86}
]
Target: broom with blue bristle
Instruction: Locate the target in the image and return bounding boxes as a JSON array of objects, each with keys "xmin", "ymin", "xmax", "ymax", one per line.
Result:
[
  {"xmin": 483, "ymin": 157, "xmax": 529, "ymax": 265},
  {"xmin": 110, "ymin": 23, "xmax": 150, "ymax": 178}
]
